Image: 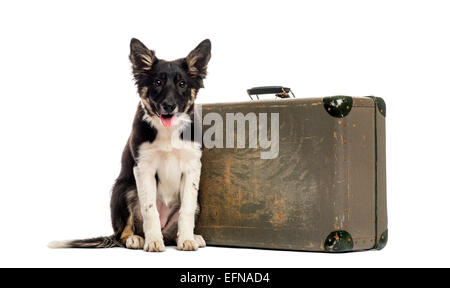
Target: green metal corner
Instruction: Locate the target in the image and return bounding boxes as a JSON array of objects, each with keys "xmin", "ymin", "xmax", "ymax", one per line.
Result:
[
  {"xmin": 366, "ymin": 96, "xmax": 386, "ymax": 117},
  {"xmin": 376, "ymin": 229, "xmax": 388, "ymax": 250},
  {"xmin": 323, "ymin": 96, "xmax": 353, "ymax": 118},
  {"xmin": 324, "ymin": 230, "xmax": 354, "ymax": 252}
]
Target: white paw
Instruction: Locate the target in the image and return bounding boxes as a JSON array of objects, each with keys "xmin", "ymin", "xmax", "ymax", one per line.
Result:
[
  {"xmin": 125, "ymin": 235, "xmax": 145, "ymax": 249},
  {"xmin": 177, "ymin": 237, "xmax": 199, "ymax": 251},
  {"xmin": 194, "ymin": 234, "xmax": 206, "ymax": 248},
  {"xmin": 144, "ymin": 238, "xmax": 165, "ymax": 252}
]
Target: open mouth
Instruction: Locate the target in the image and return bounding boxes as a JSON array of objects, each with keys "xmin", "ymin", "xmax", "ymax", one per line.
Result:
[{"xmin": 160, "ymin": 113, "xmax": 177, "ymax": 128}]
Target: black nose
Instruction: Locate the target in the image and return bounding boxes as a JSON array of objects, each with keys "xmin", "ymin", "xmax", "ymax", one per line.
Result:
[{"xmin": 161, "ymin": 102, "xmax": 176, "ymax": 114}]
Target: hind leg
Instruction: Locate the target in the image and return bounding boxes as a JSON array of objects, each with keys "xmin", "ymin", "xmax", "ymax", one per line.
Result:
[
  {"xmin": 194, "ymin": 235, "xmax": 206, "ymax": 248},
  {"xmin": 120, "ymin": 210, "xmax": 145, "ymax": 249},
  {"xmin": 125, "ymin": 235, "xmax": 145, "ymax": 249}
]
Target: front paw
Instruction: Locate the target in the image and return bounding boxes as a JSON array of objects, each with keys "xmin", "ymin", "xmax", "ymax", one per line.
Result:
[
  {"xmin": 144, "ymin": 238, "xmax": 165, "ymax": 252},
  {"xmin": 177, "ymin": 236, "xmax": 199, "ymax": 251}
]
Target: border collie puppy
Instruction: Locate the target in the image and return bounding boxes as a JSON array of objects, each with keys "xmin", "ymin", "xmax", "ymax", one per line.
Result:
[{"xmin": 49, "ymin": 38, "xmax": 211, "ymax": 252}]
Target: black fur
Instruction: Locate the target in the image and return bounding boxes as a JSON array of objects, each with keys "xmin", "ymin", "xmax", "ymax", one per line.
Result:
[
  {"xmin": 110, "ymin": 105, "xmax": 158, "ymax": 239},
  {"xmin": 111, "ymin": 38, "xmax": 210, "ymax": 243},
  {"xmin": 66, "ymin": 236, "xmax": 123, "ymax": 249},
  {"xmin": 52, "ymin": 38, "xmax": 211, "ymax": 249}
]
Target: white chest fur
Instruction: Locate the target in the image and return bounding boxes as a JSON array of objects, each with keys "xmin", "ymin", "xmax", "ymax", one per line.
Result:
[{"xmin": 137, "ymin": 115, "xmax": 202, "ymax": 206}]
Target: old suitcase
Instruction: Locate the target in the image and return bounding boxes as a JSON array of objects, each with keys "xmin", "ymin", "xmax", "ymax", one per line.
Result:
[{"xmin": 194, "ymin": 95, "xmax": 387, "ymax": 252}]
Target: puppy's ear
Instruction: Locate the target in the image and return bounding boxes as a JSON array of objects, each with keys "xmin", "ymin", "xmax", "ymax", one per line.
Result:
[
  {"xmin": 129, "ymin": 38, "xmax": 156, "ymax": 76},
  {"xmin": 185, "ymin": 39, "xmax": 211, "ymax": 79}
]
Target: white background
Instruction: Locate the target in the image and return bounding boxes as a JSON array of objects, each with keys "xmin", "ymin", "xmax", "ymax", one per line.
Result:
[{"xmin": 0, "ymin": 0, "xmax": 449, "ymax": 268}]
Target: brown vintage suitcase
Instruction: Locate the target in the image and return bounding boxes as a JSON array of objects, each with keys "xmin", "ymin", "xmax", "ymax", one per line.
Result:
[{"xmin": 194, "ymin": 95, "xmax": 387, "ymax": 252}]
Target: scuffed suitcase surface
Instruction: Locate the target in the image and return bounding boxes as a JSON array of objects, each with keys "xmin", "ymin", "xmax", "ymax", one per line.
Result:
[{"xmin": 195, "ymin": 97, "xmax": 387, "ymax": 252}]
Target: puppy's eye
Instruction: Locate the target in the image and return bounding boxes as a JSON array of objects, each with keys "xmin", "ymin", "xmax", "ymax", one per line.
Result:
[
  {"xmin": 153, "ymin": 79, "xmax": 162, "ymax": 87},
  {"xmin": 178, "ymin": 80, "xmax": 186, "ymax": 88}
]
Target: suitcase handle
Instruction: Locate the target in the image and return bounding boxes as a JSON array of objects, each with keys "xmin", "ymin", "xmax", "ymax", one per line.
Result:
[{"xmin": 247, "ymin": 86, "xmax": 295, "ymax": 100}]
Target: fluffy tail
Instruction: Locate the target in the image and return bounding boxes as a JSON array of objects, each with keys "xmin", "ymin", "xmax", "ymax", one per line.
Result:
[{"xmin": 48, "ymin": 235, "xmax": 123, "ymax": 249}]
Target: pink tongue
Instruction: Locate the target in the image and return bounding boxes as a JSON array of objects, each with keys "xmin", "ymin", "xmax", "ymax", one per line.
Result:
[{"xmin": 161, "ymin": 115, "xmax": 176, "ymax": 128}]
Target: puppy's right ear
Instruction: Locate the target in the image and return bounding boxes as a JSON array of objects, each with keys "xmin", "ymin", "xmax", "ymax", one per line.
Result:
[{"xmin": 129, "ymin": 38, "xmax": 156, "ymax": 76}]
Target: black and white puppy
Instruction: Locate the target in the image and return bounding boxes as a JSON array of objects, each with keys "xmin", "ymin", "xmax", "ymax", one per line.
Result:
[{"xmin": 49, "ymin": 38, "xmax": 211, "ymax": 252}]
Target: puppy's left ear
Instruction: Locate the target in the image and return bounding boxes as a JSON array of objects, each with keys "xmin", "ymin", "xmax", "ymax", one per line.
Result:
[{"xmin": 186, "ymin": 39, "xmax": 211, "ymax": 79}]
